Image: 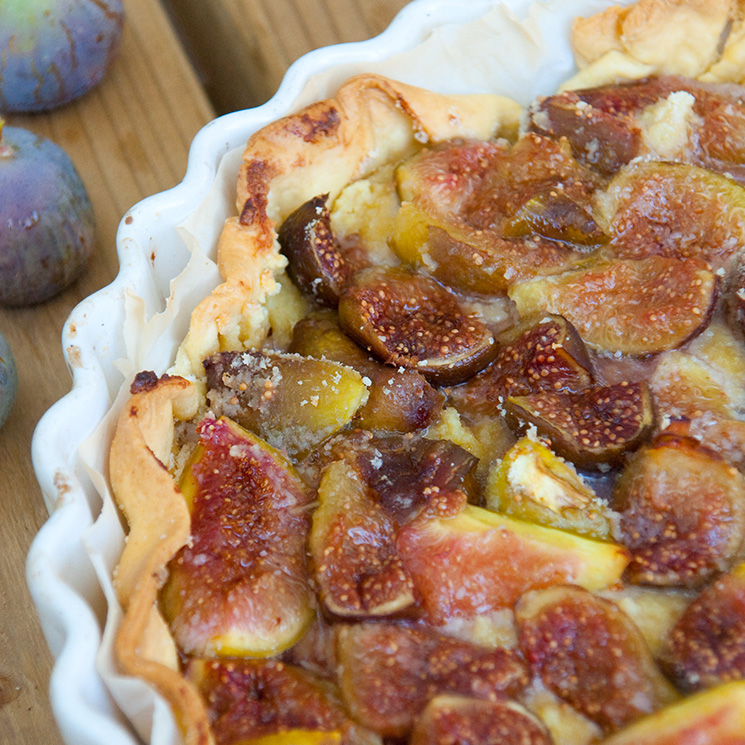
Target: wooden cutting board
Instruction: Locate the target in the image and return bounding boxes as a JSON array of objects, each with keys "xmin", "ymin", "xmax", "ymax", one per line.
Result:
[{"xmin": 0, "ymin": 0, "xmax": 406, "ymax": 743}]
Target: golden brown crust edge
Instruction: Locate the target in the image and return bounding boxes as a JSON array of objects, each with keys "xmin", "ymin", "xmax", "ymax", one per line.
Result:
[{"xmin": 565, "ymin": 0, "xmax": 745, "ymax": 90}]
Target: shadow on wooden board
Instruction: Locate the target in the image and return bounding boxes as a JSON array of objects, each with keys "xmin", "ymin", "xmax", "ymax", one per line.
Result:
[{"xmin": 162, "ymin": 0, "xmax": 409, "ymax": 114}]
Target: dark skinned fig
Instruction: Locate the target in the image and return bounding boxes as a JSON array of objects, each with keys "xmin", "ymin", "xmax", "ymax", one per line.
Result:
[
  {"xmin": 598, "ymin": 681, "xmax": 745, "ymax": 745},
  {"xmin": 309, "ymin": 459, "xmax": 416, "ymax": 618},
  {"xmin": 516, "ymin": 585, "xmax": 679, "ymax": 734},
  {"xmin": 659, "ymin": 563, "xmax": 745, "ymax": 692},
  {"xmin": 528, "ymin": 89, "xmax": 643, "ymax": 175},
  {"xmin": 185, "ymin": 657, "xmax": 380, "ymax": 745},
  {"xmin": 596, "ymin": 161, "xmax": 745, "ymax": 271},
  {"xmin": 0, "ymin": 125, "xmax": 95, "ymax": 305},
  {"xmin": 338, "ymin": 267, "xmax": 497, "ymax": 385},
  {"xmin": 0, "ymin": 332, "xmax": 17, "ymax": 428},
  {"xmin": 0, "ymin": 0, "xmax": 124, "ymax": 112},
  {"xmin": 160, "ymin": 416, "xmax": 314, "ymax": 658},
  {"xmin": 336, "ymin": 621, "xmax": 529, "ymax": 738},
  {"xmin": 509, "ymin": 257, "xmax": 718, "ymax": 356},
  {"xmin": 449, "ymin": 313, "xmax": 594, "ymax": 420},
  {"xmin": 409, "ymin": 695, "xmax": 554, "ymax": 745},
  {"xmin": 504, "ymin": 380, "xmax": 654, "ymax": 469},
  {"xmin": 289, "ymin": 315, "xmax": 444, "ymax": 432},
  {"xmin": 204, "ymin": 350, "xmax": 368, "ymax": 457},
  {"xmin": 277, "ymin": 194, "xmax": 352, "ymax": 307},
  {"xmin": 397, "ymin": 504, "xmax": 629, "ymax": 624},
  {"xmin": 724, "ymin": 255, "xmax": 745, "ymax": 345},
  {"xmin": 613, "ymin": 424, "xmax": 745, "ymax": 588},
  {"xmin": 486, "ymin": 436, "xmax": 618, "ymax": 539}
]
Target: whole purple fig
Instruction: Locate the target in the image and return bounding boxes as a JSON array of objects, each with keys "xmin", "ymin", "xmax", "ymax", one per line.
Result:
[
  {"xmin": 0, "ymin": 124, "xmax": 95, "ymax": 305},
  {"xmin": 0, "ymin": 0, "xmax": 124, "ymax": 113}
]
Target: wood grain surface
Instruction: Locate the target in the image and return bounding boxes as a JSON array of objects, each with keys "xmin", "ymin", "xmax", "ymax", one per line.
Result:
[{"xmin": 0, "ymin": 0, "xmax": 406, "ymax": 743}]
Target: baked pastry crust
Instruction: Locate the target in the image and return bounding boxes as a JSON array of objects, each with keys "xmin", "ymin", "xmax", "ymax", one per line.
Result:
[{"xmin": 565, "ymin": 0, "xmax": 745, "ymax": 89}]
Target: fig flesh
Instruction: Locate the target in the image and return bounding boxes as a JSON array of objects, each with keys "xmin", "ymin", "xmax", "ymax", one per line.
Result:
[
  {"xmin": 161, "ymin": 417, "xmax": 314, "ymax": 658},
  {"xmin": 509, "ymin": 257, "xmax": 718, "ymax": 356},
  {"xmin": 0, "ymin": 0, "xmax": 124, "ymax": 112},
  {"xmin": 309, "ymin": 460, "xmax": 416, "ymax": 618},
  {"xmin": 486, "ymin": 436, "xmax": 618, "ymax": 539},
  {"xmin": 516, "ymin": 585, "xmax": 678, "ymax": 734},
  {"xmin": 659, "ymin": 564, "xmax": 745, "ymax": 692},
  {"xmin": 336, "ymin": 621, "xmax": 529, "ymax": 737},
  {"xmin": 595, "ymin": 161, "xmax": 745, "ymax": 271},
  {"xmin": 504, "ymin": 380, "xmax": 654, "ymax": 468},
  {"xmin": 278, "ymin": 195, "xmax": 352, "ymax": 307},
  {"xmin": 409, "ymin": 695, "xmax": 553, "ymax": 745},
  {"xmin": 338, "ymin": 268, "xmax": 497, "ymax": 385},
  {"xmin": 0, "ymin": 125, "xmax": 95, "ymax": 305},
  {"xmin": 204, "ymin": 350, "xmax": 368, "ymax": 457},
  {"xmin": 449, "ymin": 313, "xmax": 593, "ymax": 420},
  {"xmin": 598, "ymin": 681, "xmax": 745, "ymax": 745},
  {"xmin": 185, "ymin": 657, "xmax": 378, "ymax": 745},
  {"xmin": 613, "ymin": 427, "xmax": 745, "ymax": 588},
  {"xmin": 397, "ymin": 504, "xmax": 630, "ymax": 624}
]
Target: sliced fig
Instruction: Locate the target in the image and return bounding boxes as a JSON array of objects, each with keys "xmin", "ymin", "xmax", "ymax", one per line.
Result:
[
  {"xmin": 516, "ymin": 585, "xmax": 678, "ymax": 734},
  {"xmin": 724, "ymin": 254, "xmax": 745, "ymax": 345},
  {"xmin": 185, "ymin": 657, "xmax": 379, "ymax": 745},
  {"xmin": 350, "ymin": 434, "xmax": 476, "ymax": 523},
  {"xmin": 449, "ymin": 313, "xmax": 594, "ymax": 420},
  {"xmin": 598, "ymin": 681, "xmax": 745, "ymax": 745},
  {"xmin": 508, "ymin": 257, "xmax": 718, "ymax": 356},
  {"xmin": 161, "ymin": 416, "xmax": 314, "ymax": 657},
  {"xmin": 392, "ymin": 202, "xmax": 589, "ymax": 295},
  {"xmin": 277, "ymin": 194, "xmax": 352, "ymax": 307},
  {"xmin": 486, "ymin": 436, "xmax": 618, "ymax": 539},
  {"xmin": 336, "ymin": 621, "xmax": 529, "ymax": 737},
  {"xmin": 290, "ymin": 315, "xmax": 444, "ymax": 432},
  {"xmin": 658, "ymin": 564, "xmax": 745, "ymax": 692},
  {"xmin": 595, "ymin": 161, "xmax": 745, "ymax": 271},
  {"xmin": 504, "ymin": 380, "xmax": 654, "ymax": 468},
  {"xmin": 308, "ymin": 460, "xmax": 415, "ymax": 618},
  {"xmin": 397, "ymin": 504, "xmax": 630, "ymax": 624},
  {"xmin": 502, "ymin": 186, "xmax": 608, "ymax": 246},
  {"xmin": 391, "ymin": 135, "xmax": 600, "ymax": 294},
  {"xmin": 338, "ymin": 267, "xmax": 497, "ymax": 385},
  {"xmin": 613, "ymin": 426, "xmax": 745, "ymax": 588},
  {"xmin": 409, "ymin": 695, "xmax": 553, "ymax": 745},
  {"xmin": 204, "ymin": 350, "xmax": 369, "ymax": 457},
  {"xmin": 528, "ymin": 89, "xmax": 643, "ymax": 175}
]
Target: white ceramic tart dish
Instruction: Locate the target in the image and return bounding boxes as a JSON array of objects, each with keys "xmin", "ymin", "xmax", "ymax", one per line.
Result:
[{"xmin": 27, "ymin": 1, "xmax": 745, "ymax": 744}]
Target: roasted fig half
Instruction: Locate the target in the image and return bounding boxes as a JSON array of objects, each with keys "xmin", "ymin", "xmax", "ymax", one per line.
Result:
[
  {"xmin": 338, "ymin": 267, "xmax": 497, "ymax": 385},
  {"xmin": 449, "ymin": 313, "xmax": 593, "ymax": 420},
  {"xmin": 658, "ymin": 563, "xmax": 745, "ymax": 692},
  {"xmin": 397, "ymin": 504, "xmax": 629, "ymax": 624},
  {"xmin": 504, "ymin": 380, "xmax": 654, "ymax": 468},
  {"xmin": 516, "ymin": 585, "xmax": 678, "ymax": 734},
  {"xmin": 161, "ymin": 417, "xmax": 314, "ymax": 658},
  {"xmin": 204, "ymin": 350, "xmax": 369, "ymax": 457},
  {"xmin": 336, "ymin": 621, "xmax": 529, "ymax": 738},
  {"xmin": 278, "ymin": 194, "xmax": 352, "ymax": 307},
  {"xmin": 509, "ymin": 257, "xmax": 718, "ymax": 356},
  {"xmin": 409, "ymin": 695, "xmax": 553, "ymax": 745},
  {"xmin": 185, "ymin": 657, "xmax": 379, "ymax": 745},
  {"xmin": 613, "ymin": 426, "xmax": 745, "ymax": 588},
  {"xmin": 309, "ymin": 460, "xmax": 415, "ymax": 618}
]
